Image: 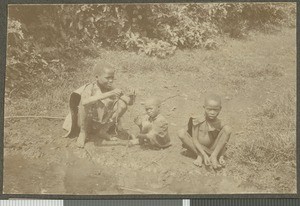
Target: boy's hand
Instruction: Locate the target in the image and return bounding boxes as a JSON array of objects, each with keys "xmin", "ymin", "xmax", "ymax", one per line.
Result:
[
  {"xmin": 110, "ymin": 88, "xmax": 123, "ymax": 98},
  {"xmin": 134, "ymin": 116, "xmax": 142, "ymax": 125},
  {"xmin": 127, "ymin": 88, "xmax": 136, "ymax": 96}
]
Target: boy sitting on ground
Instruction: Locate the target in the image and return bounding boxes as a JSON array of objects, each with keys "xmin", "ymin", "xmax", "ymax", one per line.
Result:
[
  {"xmin": 177, "ymin": 94, "xmax": 232, "ymax": 169},
  {"xmin": 62, "ymin": 61, "xmax": 135, "ymax": 148},
  {"xmin": 129, "ymin": 97, "xmax": 171, "ymax": 149}
]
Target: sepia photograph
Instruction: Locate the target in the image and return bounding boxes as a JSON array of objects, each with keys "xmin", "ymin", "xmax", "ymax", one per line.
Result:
[{"xmin": 3, "ymin": 2, "xmax": 297, "ymax": 195}]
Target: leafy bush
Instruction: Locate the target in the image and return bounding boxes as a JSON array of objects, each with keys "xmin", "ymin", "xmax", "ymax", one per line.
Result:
[{"xmin": 6, "ymin": 3, "xmax": 296, "ymax": 96}]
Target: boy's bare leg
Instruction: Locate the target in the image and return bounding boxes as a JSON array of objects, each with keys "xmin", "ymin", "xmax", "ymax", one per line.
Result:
[
  {"xmin": 111, "ymin": 100, "xmax": 127, "ymax": 126},
  {"xmin": 76, "ymin": 105, "xmax": 89, "ymax": 148},
  {"xmin": 177, "ymin": 129, "xmax": 203, "ymax": 167},
  {"xmin": 98, "ymin": 121, "xmax": 115, "ymax": 140},
  {"xmin": 108, "ymin": 100, "xmax": 128, "ymax": 141},
  {"xmin": 209, "ymin": 126, "xmax": 231, "ymax": 169}
]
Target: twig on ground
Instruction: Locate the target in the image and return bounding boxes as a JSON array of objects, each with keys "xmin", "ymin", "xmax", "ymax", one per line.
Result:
[
  {"xmin": 4, "ymin": 115, "xmax": 65, "ymax": 120},
  {"xmin": 140, "ymin": 152, "xmax": 166, "ymax": 169},
  {"xmin": 241, "ymin": 160, "xmax": 259, "ymax": 165},
  {"xmin": 161, "ymin": 94, "xmax": 181, "ymax": 104},
  {"xmin": 65, "ymin": 138, "xmax": 76, "ymax": 148},
  {"xmin": 83, "ymin": 146, "xmax": 96, "ymax": 165},
  {"xmin": 8, "ymin": 88, "xmax": 16, "ymax": 99}
]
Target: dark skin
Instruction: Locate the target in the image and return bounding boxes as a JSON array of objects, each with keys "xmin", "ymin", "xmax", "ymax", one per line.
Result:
[
  {"xmin": 76, "ymin": 67, "xmax": 123, "ymax": 148},
  {"xmin": 193, "ymin": 98, "xmax": 222, "ymax": 168},
  {"xmin": 81, "ymin": 67, "xmax": 122, "ymax": 106},
  {"xmin": 131, "ymin": 98, "xmax": 161, "ymax": 146},
  {"xmin": 178, "ymin": 95, "xmax": 231, "ymax": 169}
]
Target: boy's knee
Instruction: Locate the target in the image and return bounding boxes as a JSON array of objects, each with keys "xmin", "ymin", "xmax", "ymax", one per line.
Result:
[
  {"xmin": 222, "ymin": 125, "xmax": 232, "ymax": 135},
  {"xmin": 177, "ymin": 129, "xmax": 186, "ymax": 139},
  {"xmin": 117, "ymin": 100, "xmax": 128, "ymax": 111}
]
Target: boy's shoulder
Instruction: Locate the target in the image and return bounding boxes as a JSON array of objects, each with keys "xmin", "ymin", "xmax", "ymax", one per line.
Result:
[
  {"xmin": 75, "ymin": 82, "xmax": 117, "ymax": 96},
  {"xmin": 73, "ymin": 82, "xmax": 95, "ymax": 95},
  {"xmin": 189, "ymin": 115, "xmax": 206, "ymax": 126},
  {"xmin": 189, "ymin": 115, "xmax": 228, "ymax": 131}
]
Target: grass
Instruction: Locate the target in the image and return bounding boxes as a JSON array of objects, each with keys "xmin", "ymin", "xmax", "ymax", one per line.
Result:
[
  {"xmin": 230, "ymin": 89, "xmax": 296, "ymax": 164},
  {"xmin": 4, "ymin": 27, "xmax": 296, "ymax": 193}
]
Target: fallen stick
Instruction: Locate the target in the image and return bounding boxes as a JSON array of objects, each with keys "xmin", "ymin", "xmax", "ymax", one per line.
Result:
[
  {"xmin": 84, "ymin": 144, "xmax": 97, "ymax": 165},
  {"xmin": 161, "ymin": 94, "xmax": 181, "ymax": 103},
  {"xmin": 141, "ymin": 94, "xmax": 181, "ymax": 106},
  {"xmin": 119, "ymin": 186, "xmax": 159, "ymax": 194},
  {"xmin": 138, "ymin": 152, "xmax": 166, "ymax": 170},
  {"xmin": 4, "ymin": 115, "xmax": 65, "ymax": 120}
]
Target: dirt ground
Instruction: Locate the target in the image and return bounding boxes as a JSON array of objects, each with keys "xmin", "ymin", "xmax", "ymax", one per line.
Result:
[{"xmin": 3, "ymin": 28, "xmax": 296, "ymax": 195}]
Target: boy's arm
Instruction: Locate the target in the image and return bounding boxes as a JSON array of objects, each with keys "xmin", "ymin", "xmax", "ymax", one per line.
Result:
[
  {"xmin": 81, "ymin": 89, "xmax": 122, "ymax": 106},
  {"xmin": 146, "ymin": 117, "xmax": 168, "ymax": 140},
  {"xmin": 134, "ymin": 115, "xmax": 143, "ymax": 132},
  {"xmin": 120, "ymin": 92, "xmax": 136, "ymax": 106},
  {"xmin": 188, "ymin": 116, "xmax": 208, "ymax": 157}
]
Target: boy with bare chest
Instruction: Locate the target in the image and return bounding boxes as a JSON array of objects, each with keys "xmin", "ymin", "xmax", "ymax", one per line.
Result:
[{"xmin": 177, "ymin": 94, "xmax": 232, "ymax": 169}]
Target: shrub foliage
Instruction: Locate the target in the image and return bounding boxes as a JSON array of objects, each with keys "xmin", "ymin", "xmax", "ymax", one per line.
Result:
[{"xmin": 6, "ymin": 3, "xmax": 295, "ymax": 95}]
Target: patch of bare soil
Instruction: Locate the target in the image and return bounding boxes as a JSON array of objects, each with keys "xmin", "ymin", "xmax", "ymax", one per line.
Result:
[
  {"xmin": 2, "ymin": 71, "xmax": 265, "ymax": 195},
  {"xmin": 3, "ymin": 29, "xmax": 296, "ymax": 195},
  {"xmin": 3, "ymin": 121, "xmax": 251, "ymax": 195}
]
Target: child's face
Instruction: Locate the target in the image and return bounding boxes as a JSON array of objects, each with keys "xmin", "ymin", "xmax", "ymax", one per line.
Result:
[
  {"xmin": 96, "ymin": 68, "xmax": 115, "ymax": 90},
  {"xmin": 145, "ymin": 103, "xmax": 160, "ymax": 118},
  {"xmin": 204, "ymin": 100, "xmax": 221, "ymax": 121}
]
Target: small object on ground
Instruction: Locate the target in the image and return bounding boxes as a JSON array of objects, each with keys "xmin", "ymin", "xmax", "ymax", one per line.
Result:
[
  {"xmin": 161, "ymin": 94, "xmax": 181, "ymax": 103},
  {"xmin": 235, "ymin": 131, "xmax": 244, "ymax": 135},
  {"xmin": 219, "ymin": 155, "xmax": 226, "ymax": 166}
]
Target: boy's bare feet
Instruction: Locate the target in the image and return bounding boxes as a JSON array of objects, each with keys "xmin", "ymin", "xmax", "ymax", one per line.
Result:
[
  {"xmin": 76, "ymin": 132, "xmax": 86, "ymax": 148},
  {"xmin": 203, "ymin": 154, "xmax": 211, "ymax": 166},
  {"xmin": 210, "ymin": 155, "xmax": 222, "ymax": 169},
  {"xmin": 219, "ymin": 155, "xmax": 226, "ymax": 166},
  {"xmin": 99, "ymin": 132, "xmax": 116, "ymax": 141},
  {"xmin": 193, "ymin": 155, "xmax": 203, "ymax": 167},
  {"xmin": 110, "ymin": 136, "xmax": 118, "ymax": 141}
]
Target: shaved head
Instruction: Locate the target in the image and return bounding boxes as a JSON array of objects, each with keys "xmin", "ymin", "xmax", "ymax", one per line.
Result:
[
  {"xmin": 144, "ymin": 97, "xmax": 161, "ymax": 118},
  {"xmin": 203, "ymin": 94, "xmax": 222, "ymax": 121},
  {"xmin": 93, "ymin": 61, "xmax": 115, "ymax": 77},
  {"xmin": 204, "ymin": 94, "xmax": 222, "ymax": 107}
]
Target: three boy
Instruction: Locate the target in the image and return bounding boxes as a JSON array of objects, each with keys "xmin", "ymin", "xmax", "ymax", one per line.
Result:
[{"xmin": 63, "ymin": 60, "xmax": 231, "ymax": 169}]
